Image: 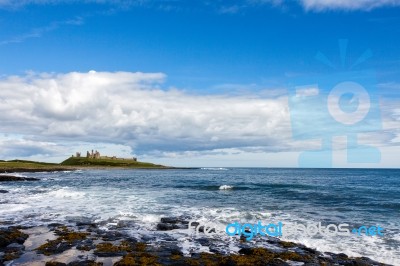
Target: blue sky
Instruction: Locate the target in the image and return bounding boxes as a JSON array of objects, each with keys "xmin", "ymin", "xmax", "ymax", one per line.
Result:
[{"xmin": 0, "ymin": 0, "xmax": 399, "ymax": 167}]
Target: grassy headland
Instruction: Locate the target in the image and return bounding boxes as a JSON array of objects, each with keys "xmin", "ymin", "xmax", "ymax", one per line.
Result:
[
  {"xmin": 0, "ymin": 157, "xmax": 169, "ymax": 173},
  {"xmin": 0, "ymin": 159, "xmax": 72, "ymax": 173},
  {"xmin": 60, "ymin": 156, "xmax": 167, "ymax": 168}
]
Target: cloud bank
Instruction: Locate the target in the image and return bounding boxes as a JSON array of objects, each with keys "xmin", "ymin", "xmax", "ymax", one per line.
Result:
[
  {"xmin": 300, "ymin": 0, "xmax": 400, "ymax": 11},
  {"xmin": 0, "ymin": 70, "xmax": 398, "ymax": 167},
  {"xmin": 0, "ymin": 71, "xmax": 293, "ymax": 158}
]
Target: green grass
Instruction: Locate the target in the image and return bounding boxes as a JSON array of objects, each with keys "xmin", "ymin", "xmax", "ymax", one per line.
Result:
[
  {"xmin": 0, "ymin": 157, "xmax": 168, "ymax": 171},
  {"xmin": 60, "ymin": 156, "xmax": 167, "ymax": 168},
  {"xmin": 0, "ymin": 160, "xmax": 62, "ymax": 170}
]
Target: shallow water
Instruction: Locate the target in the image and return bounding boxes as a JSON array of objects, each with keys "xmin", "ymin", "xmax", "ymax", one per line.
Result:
[{"xmin": 0, "ymin": 168, "xmax": 399, "ymax": 264}]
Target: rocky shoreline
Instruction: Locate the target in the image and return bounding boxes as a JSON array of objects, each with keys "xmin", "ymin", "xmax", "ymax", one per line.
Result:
[
  {"xmin": 0, "ymin": 167, "xmax": 197, "ymax": 174},
  {"xmin": 0, "ymin": 169, "xmax": 73, "ymax": 174},
  {"xmin": 0, "ymin": 175, "xmax": 41, "ymax": 182},
  {"xmin": 0, "ymin": 217, "xmax": 391, "ymax": 266}
]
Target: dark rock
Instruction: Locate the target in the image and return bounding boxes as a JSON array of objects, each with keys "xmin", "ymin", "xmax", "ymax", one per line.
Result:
[
  {"xmin": 66, "ymin": 217, "xmax": 96, "ymax": 227},
  {"xmin": 302, "ymin": 246, "xmax": 319, "ymax": 254},
  {"xmin": 337, "ymin": 252, "xmax": 349, "ymax": 258},
  {"xmin": 100, "ymin": 230, "xmax": 123, "ymax": 241},
  {"xmin": 266, "ymin": 258, "xmax": 290, "ymax": 266},
  {"xmin": 170, "ymin": 249, "xmax": 183, "ymax": 256},
  {"xmin": 94, "ymin": 242, "xmax": 133, "ymax": 257},
  {"xmin": 0, "ymin": 228, "xmax": 29, "ymax": 249},
  {"xmin": 0, "ymin": 175, "xmax": 39, "ymax": 182},
  {"xmin": 174, "ymin": 224, "xmax": 188, "ymax": 230},
  {"xmin": 5, "ymin": 243, "xmax": 24, "ymax": 252},
  {"xmin": 0, "ymin": 190, "xmax": 8, "ymax": 193},
  {"xmin": 238, "ymin": 247, "xmax": 253, "ymax": 255},
  {"xmin": 196, "ymin": 238, "xmax": 209, "ymax": 246},
  {"xmin": 37, "ymin": 241, "xmax": 72, "ymax": 255},
  {"xmin": 116, "ymin": 220, "xmax": 137, "ymax": 228},
  {"xmin": 140, "ymin": 235, "xmax": 156, "ymax": 242},
  {"xmin": 157, "ymin": 217, "xmax": 190, "ymax": 231},
  {"xmin": 157, "ymin": 223, "xmax": 174, "ymax": 231},
  {"xmin": 68, "ymin": 260, "xmax": 103, "ymax": 266},
  {"xmin": 160, "ymin": 216, "xmax": 190, "ymax": 224},
  {"xmin": 46, "ymin": 262, "xmax": 67, "ymax": 266},
  {"xmin": 208, "ymin": 246, "xmax": 221, "ymax": 254},
  {"xmin": 0, "ymin": 168, "xmax": 71, "ymax": 173},
  {"xmin": 48, "ymin": 223, "xmax": 64, "ymax": 228},
  {"xmin": 160, "ymin": 217, "xmax": 179, "ymax": 224},
  {"xmin": 94, "ymin": 250, "xmax": 127, "ymax": 257},
  {"xmin": 76, "ymin": 239, "xmax": 95, "ymax": 251}
]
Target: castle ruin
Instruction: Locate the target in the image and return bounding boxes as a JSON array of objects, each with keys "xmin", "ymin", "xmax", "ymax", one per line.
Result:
[
  {"xmin": 72, "ymin": 150, "xmax": 137, "ymax": 161},
  {"xmin": 87, "ymin": 149, "xmax": 100, "ymax": 159}
]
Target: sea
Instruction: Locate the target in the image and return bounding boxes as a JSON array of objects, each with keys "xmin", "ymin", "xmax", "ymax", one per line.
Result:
[{"xmin": 0, "ymin": 168, "xmax": 399, "ymax": 264}]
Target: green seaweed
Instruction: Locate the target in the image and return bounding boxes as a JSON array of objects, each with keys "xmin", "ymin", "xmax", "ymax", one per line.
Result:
[{"xmin": 36, "ymin": 226, "xmax": 89, "ymax": 256}]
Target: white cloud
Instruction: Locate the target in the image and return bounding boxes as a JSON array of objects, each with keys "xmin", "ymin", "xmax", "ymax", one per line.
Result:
[
  {"xmin": 295, "ymin": 86, "xmax": 319, "ymax": 97},
  {"xmin": 0, "ymin": 71, "xmax": 295, "ymax": 159},
  {"xmin": 0, "ymin": 71, "xmax": 398, "ymax": 167},
  {"xmin": 0, "ymin": 17, "xmax": 84, "ymax": 45},
  {"xmin": 299, "ymin": 0, "xmax": 400, "ymax": 11},
  {"xmin": 0, "ymin": 135, "xmax": 60, "ymax": 158}
]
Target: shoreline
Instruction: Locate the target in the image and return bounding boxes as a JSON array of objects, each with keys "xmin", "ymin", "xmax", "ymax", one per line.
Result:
[
  {"xmin": 0, "ymin": 166, "xmax": 198, "ymax": 174},
  {"xmin": 0, "ymin": 219, "xmax": 391, "ymax": 266},
  {"xmin": 1, "ymin": 168, "xmax": 396, "ymax": 265},
  {"xmin": 0, "ymin": 158, "xmax": 198, "ymax": 174}
]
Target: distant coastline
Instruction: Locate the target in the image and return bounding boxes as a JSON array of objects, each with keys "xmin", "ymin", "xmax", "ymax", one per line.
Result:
[{"xmin": 0, "ymin": 157, "xmax": 190, "ymax": 173}]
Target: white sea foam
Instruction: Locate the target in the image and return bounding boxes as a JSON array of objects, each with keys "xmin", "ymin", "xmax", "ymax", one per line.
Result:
[
  {"xmin": 47, "ymin": 188, "xmax": 85, "ymax": 199},
  {"xmin": 0, "ymin": 173, "xmax": 27, "ymax": 178},
  {"xmin": 201, "ymin": 167, "xmax": 228, "ymax": 171},
  {"xmin": 219, "ymin": 185, "xmax": 233, "ymax": 190},
  {"xmin": 0, "ymin": 172, "xmax": 398, "ymax": 265}
]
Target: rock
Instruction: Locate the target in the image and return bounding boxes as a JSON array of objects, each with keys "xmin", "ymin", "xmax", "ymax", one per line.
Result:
[
  {"xmin": 160, "ymin": 217, "xmax": 180, "ymax": 224},
  {"xmin": 156, "ymin": 223, "xmax": 174, "ymax": 231},
  {"xmin": 100, "ymin": 230, "xmax": 123, "ymax": 241},
  {"xmin": 46, "ymin": 262, "xmax": 67, "ymax": 266},
  {"xmin": 66, "ymin": 217, "xmax": 96, "ymax": 227},
  {"xmin": 196, "ymin": 238, "xmax": 209, "ymax": 246},
  {"xmin": 0, "ymin": 190, "xmax": 8, "ymax": 193},
  {"xmin": 265, "ymin": 258, "xmax": 290, "ymax": 266},
  {"xmin": 37, "ymin": 241, "xmax": 72, "ymax": 255},
  {"xmin": 94, "ymin": 242, "xmax": 132, "ymax": 257},
  {"xmin": 0, "ymin": 228, "xmax": 29, "ymax": 249},
  {"xmin": 68, "ymin": 260, "xmax": 103, "ymax": 266},
  {"xmin": 5, "ymin": 243, "xmax": 24, "ymax": 252},
  {"xmin": 116, "ymin": 220, "xmax": 137, "ymax": 228},
  {"xmin": 76, "ymin": 239, "xmax": 95, "ymax": 252},
  {"xmin": 48, "ymin": 223, "xmax": 64, "ymax": 228},
  {"xmin": 157, "ymin": 217, "xmax": 189, "ymax": 231},
  {"xmin": 301, "ymin": 246, "xmax": 318, "ymax": 254},
  {"xmin": 208, "ymin": 246, "xmax": 220, "ymax": 254},
  {"xmin": 170, "ymin": 249, "xmax": 183, "ymax": 256},
  {"xmin": 0, "ymin": 175, "xmax": 39, "ymax": 182},
  {"xmin": 238, "ymin": 247, "xmax": 253, "ymax": 255}
]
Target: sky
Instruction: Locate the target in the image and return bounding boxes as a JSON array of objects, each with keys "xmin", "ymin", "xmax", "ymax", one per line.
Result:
[{"xmin": 0, "ymin": 0, "xmax": 399, "ymax": 167}]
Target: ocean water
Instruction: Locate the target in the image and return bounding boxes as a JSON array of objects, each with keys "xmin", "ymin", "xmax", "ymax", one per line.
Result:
[{"xmin": 0, "ymin": 168, "xmax": 399, "ymax": 264}]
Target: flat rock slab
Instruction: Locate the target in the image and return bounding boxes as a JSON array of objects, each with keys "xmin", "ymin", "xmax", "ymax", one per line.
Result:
[{"xmin": 0, "ymin": 175, "xmax": 40, "ymax": 182}]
